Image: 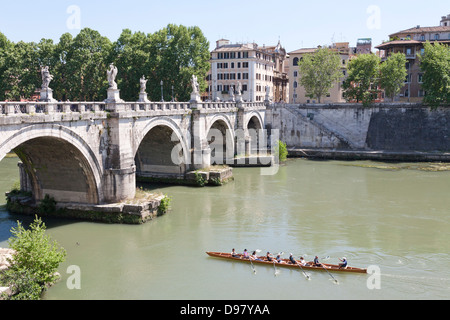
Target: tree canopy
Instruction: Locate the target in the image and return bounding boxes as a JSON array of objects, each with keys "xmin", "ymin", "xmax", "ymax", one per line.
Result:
[
  {"xmin": 0, "ymin": 25, "xmax": 210, "ymax": 102},
  {"xmin": 297, "ymin": 47, "xmax": 342, "ymax": 103},
  {"xmin": 419, "ymin": 41, "xmax": 450, "ymax": 108},
  {"xmin": 379, "ymin": 52, "xmax": 407, "ymax": 101},
  {"xmin": 342, "ymin": 53, "xmax": 380, "ymax": 106}
]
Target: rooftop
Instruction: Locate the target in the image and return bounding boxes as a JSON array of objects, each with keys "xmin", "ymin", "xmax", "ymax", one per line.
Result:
[
  {"xmin": 390, "ymin": 25, "xmax": 450, "ymax": 36},
  {"xmin": 375, "ymin": 39, "xmax": 450, "ymax": 49}
]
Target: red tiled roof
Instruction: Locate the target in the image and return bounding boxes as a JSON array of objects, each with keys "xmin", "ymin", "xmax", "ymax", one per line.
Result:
[
  {"xmin": 376, "ymin": 39, "xmax": 450, "ymax": 49},
  {"xmin": 391, "ymin": 25, "xmax": 450, "ymax": 36}
]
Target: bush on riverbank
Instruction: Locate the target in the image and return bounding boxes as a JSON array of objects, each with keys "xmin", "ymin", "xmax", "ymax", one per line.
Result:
[
  {"xmin": 0, "ymin": 216, "xmax": 66, "ymax": 300},
  {"xmin": 276, "ymin": 140, "xmax": 288, "ymax": 162}
]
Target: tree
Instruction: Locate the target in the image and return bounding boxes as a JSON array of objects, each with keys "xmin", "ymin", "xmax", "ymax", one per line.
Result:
[
  {"xmin": 111, "ymin": 29, "xmax": 153, "ymax": 101},
  {"xmin": 1, "ymin": 216, "xmax": 66, "ymax": 300},
  {"xmin": 0, "ymin": 32, "xmax": 12, "ymax": 100},
  {"xmin": 63, "ymin": 28, "xmax": 112, "ymax": 101},
  {"xmin": 343, "ymin": 53, "xmax": 380, "ymax": 106},
  {"xmin": 419, "ymin": 41, "xmax": 450, "ymax": 109},
  {"xmin": 379, "ymin": 52, "xmax": 407, "ymax": 101},
  {"xmin": 0, "ymin": 24, "xmax": 210, "ymax": 102},
  {"xmin": 148, "ymin": 24, "xmax": 210, "ymax": 102},
  {"xmin": 0, "ymin": 39, "xmax": 41, "ymax": 101},
  {"xmin": 297, "ymin": 47, "xmax": 342, "ymax": 103}
]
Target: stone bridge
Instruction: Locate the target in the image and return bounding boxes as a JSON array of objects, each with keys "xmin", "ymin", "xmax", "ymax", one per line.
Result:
[{"xmin": 0, "ymin": 96, "xmax": 268, "ymax": 207}]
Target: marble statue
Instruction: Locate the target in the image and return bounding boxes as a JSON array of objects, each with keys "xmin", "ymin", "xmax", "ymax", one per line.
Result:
[
  {"xmin": 191, "ymin": 75, "xmax": 199, "ymax": 94},
  {"xmin": 41, "ymin": 66, "xmax": 53, "ymax": 89},
  {"xmin": 107, "ymin": 64, "xmax": 118, "ymax": 90},
  {"xmin": 140, "ymin": 75, "xmax": 148, "ymax": 93}
]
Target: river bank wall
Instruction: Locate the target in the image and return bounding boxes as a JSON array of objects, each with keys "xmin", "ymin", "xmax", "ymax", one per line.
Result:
[{"xmin": 266, "ymin": 103, "xmax": 450, "ymax": 161}]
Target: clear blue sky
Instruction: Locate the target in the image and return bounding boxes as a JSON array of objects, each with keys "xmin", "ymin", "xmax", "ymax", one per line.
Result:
[{"xmin": 1, "ymin": 0, "xmax": 449, "ymax": 53}]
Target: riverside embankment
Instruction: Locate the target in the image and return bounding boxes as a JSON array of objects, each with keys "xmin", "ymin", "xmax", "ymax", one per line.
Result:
[{"xmin": 267, "ymin": 103, "xmax": 450, "ymax": 161}]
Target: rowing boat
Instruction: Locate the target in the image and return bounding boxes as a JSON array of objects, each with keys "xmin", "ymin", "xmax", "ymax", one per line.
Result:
[{"xmin": 206, "ymin": 251, "xmax": 367, "ymax": 274}]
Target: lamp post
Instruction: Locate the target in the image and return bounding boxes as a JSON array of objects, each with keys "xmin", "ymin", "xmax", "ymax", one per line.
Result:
[{"xmin": 160, "ymin": 80, "xmax": 164, "ymax": 102}]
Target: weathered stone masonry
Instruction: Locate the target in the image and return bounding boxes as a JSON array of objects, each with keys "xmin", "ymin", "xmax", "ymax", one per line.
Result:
[{"xmin": 266, "ymin": 103, "xmax": 450, "ymax": 158}]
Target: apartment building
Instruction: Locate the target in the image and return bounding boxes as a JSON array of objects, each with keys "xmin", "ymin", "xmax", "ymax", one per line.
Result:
[
  {"xmin": 288, "ymin": 42, "xmax": 350, "ymax": 104},
  {"xmin": 375, "ymin": 14, "xmax": 450, "ymax": 101},
  {"xmin": 207, "ymin": 39, "xmax": 288, "ymax": 102}
]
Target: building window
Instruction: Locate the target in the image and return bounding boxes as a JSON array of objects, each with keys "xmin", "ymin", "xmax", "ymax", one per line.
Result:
[
  {"xmin": 420, "ymin": 34, "xmax": 425, "ymax": 41},
  {"xmin": 434, "ymin": 34, "xmax": 440, "ymax": 40},
  {"xmin": 293, "ymin": 57, "xmax": 299, "ymax": 66},
  {"xmin": 293, "ymin": 71, "xmax": 298, "ymax": 77},
  {"xmin": 418, "ymin": 73, "xmax": 423, "ymax": 83},
  {"xmin": 294, "ymin": 81, "xmax": 298, "ymax": 88}
]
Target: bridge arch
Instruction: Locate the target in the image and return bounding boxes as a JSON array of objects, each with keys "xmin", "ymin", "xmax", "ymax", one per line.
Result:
[
  {"xmin": 134, "ymin": 117, "xmax": 190, "ymax": 178},
  {"xmin": 0, "ymin": 124, "xmax": 103, "ymax": 205},
  {"xmin": 206, "ymin": 115, "xmax": 235, "ymax": 165},
  {"xmin": 245, "ymin": 112, "xmax": 264, "ymax": 132},
  {"xmin": 245, "ymin": 112, "xmax": 265, "ymax": 154}
]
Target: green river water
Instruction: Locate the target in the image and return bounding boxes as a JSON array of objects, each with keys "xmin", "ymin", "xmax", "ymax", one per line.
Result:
[{"xmin": 0, "ymin": 155, "xmax": 449, "ymax": 300}]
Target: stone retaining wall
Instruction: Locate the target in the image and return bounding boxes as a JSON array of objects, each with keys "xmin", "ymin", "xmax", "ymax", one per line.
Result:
[{"xmin": 267, "ymin": 103, "xmax": 450, "ymax": 155}]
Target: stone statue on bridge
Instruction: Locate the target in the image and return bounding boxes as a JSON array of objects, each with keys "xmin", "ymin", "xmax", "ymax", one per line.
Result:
[
  {"xmin": 191, "ymin": 75, "xmax": 199, "ymax": 94},
  {"xmin": 41, "ymin": 66, "xmax": 54, "ymax": 90},
  {"xmin": 39, "ymin": 66, "xmax": 56, "ymax": 102},
  {"xmin": 190, "ymin": 74, "xmax": 201, "ymax": 103},
  {"xmin": 140, "ymin": 76, "xmax": 148, "ymax": 93},
  {"xmin": 138, "ymin": 75, "xmax": 150, "ymax": 103},
  {"xmin": 107, "ymin": 64, "xmax": 118, "ymax": 90},
  {"xmin": 228, "ymin": 85, "xmax": 235, "ymax": 102}
]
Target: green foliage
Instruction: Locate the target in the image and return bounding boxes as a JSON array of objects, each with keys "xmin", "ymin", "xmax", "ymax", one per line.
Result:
[
  {"xmin": 297, "ymin": 47, "xmax": 342, "ymax": 103},
  {"xmin": 38, "ymin": 194, "xmax": 57, "ymax": 214},
  {"xmin": 158, "ymin": 195, "xmax": 172, "ymax": 215},
  {"xmin": 0, "ymin": 25, "xmax": 210, "ymax": 102},
  {"xmin": 194, "ymin": 171, "xmax": 206, "ymax": 187},
  {"xmin": 1, "ymin": 216, "xmax": 66, "ymax": 300},
  {"xmin": 343, "ymin": 53, "xmax": 381, "ymax": 107},
  {"xmin": 379, "ymin": 52, "xmax": 408, "ymax": 101},
  {"xmin": 276, "ymin": 140, "xmax": 288, "ymax": 162},
  {"xmin": 419, "ymin": 41, "xmax": 450, "ymax": 109}
]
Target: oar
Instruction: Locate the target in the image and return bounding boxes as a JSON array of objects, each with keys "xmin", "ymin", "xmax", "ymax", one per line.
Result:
[
  {"xmin": 297, "ymin": 263, "xmax": 311, "ymax": 280},
  {"xmin": 249, "ymin": 257, "xmax": 256, "ymax": 274},
  {"xmin": 321, "ymin": 264, "xmax": 339, "ymax": 284},
  {"xmin": 249, "ymin": 249, "xmax": 261, "ymax": 274},
  {"xmin": 273, "ymin": 252, "xmax": 283, "ymax": 276}
]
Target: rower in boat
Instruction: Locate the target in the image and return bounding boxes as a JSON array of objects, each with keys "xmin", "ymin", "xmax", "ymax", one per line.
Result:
[
  {"xmin": 276, "ymin": 254, "xmax": 285, "ymax": 264},
  {"xmin": 299, "ymin": 256, "xmax": 307, "ymax": 266},
  {"xmin": 313, "ymin": 256, "xmax": 323, "ymax": 267},
  {"xmin": 288, "ymin": 253, "xmax": 297, "ymax": 264},
  {"xmin": 231, "ymin": 248, "xmax": 239, "ymax": 258},
  {"xmin": 266, "ymin": 252, "xmax": 275, "ymax": 262},
  {"xmin": 339, "ymin": 257, "xmax": 348, "ymax": 269},
  {"xmin": 250, "ymin": 251, "xmax": 262, "ymax": 261},
  {"xmin": 243, "ymin": 249, "xmax": 249, "ymax": 259}
]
